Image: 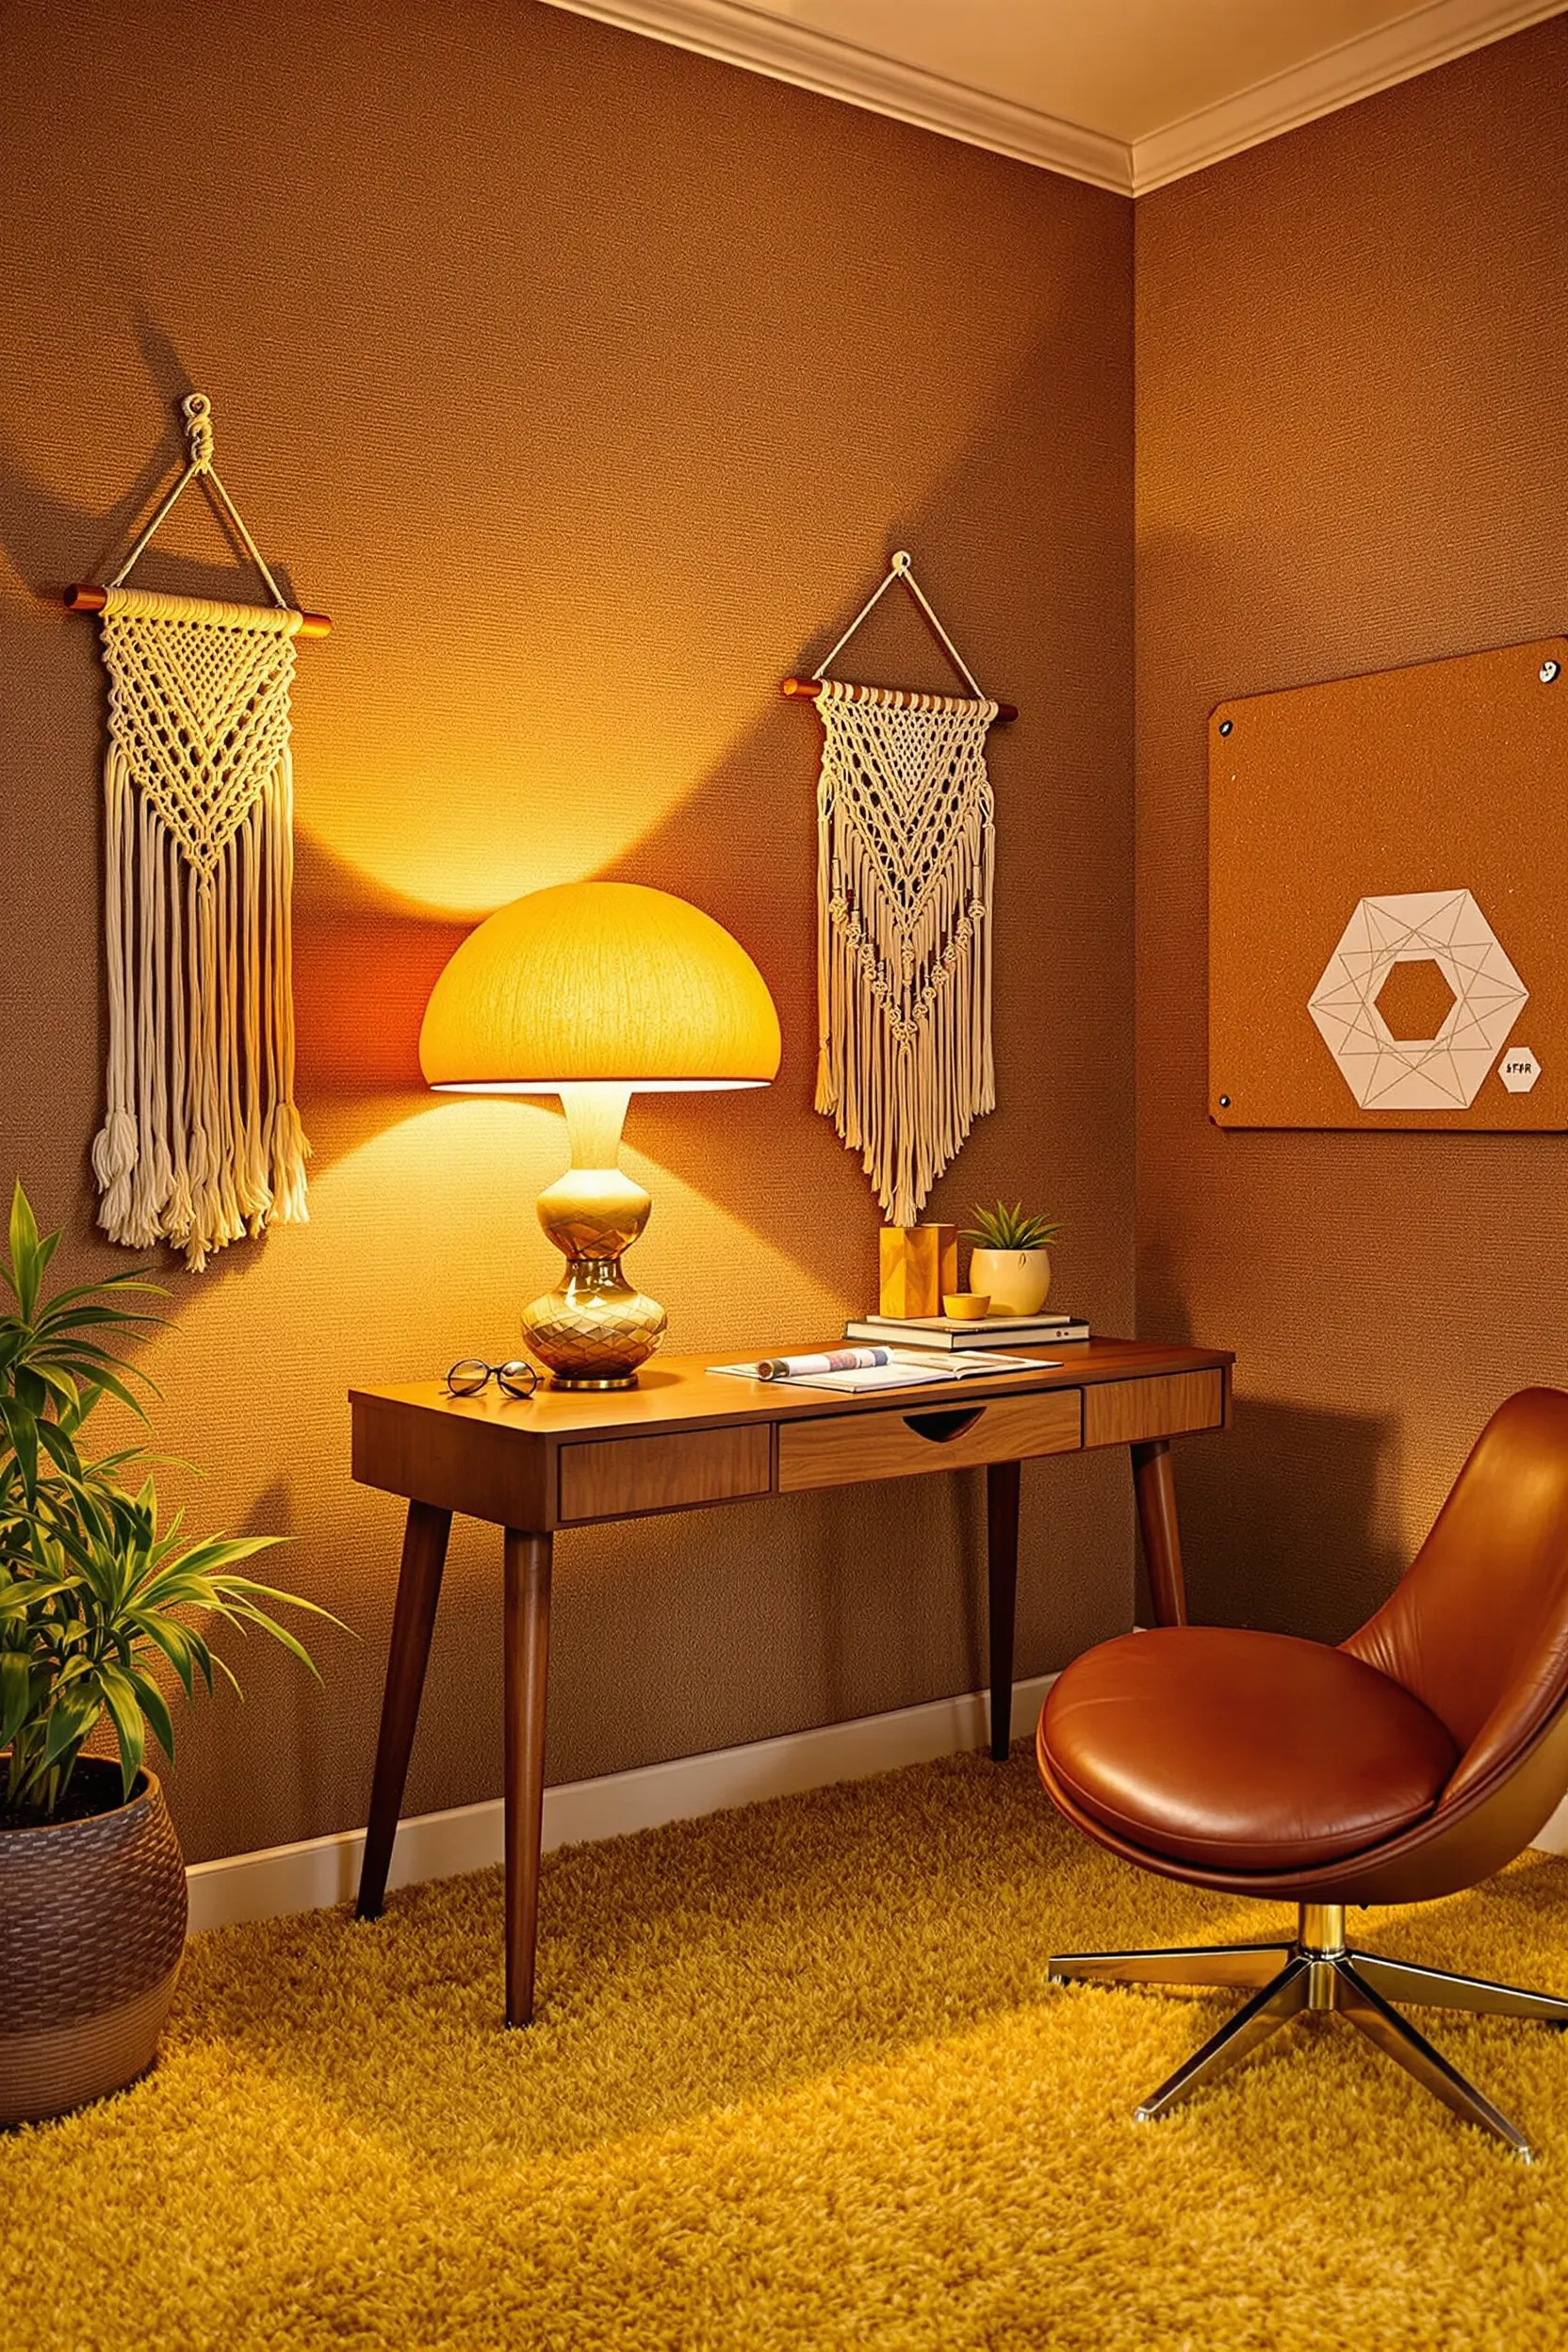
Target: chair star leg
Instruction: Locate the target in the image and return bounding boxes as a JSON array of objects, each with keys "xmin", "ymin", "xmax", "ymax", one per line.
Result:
[
  {"xmin": 1049, "ymin": 1940, "xmax": 1297, "ymax": 1992},
  {"xmin": 1046, "ymin": 1921, "xmax": 1557, "ymax": 2153},
  {"xmin": 1349, "ymin": 1951, "xmax": 1568, "ymax": 2026},
  {"xmin": 1134, "ymin": 1957, "xmax": 1311, "ymax": 2122},
  {"xmin": 1333, "ymin": 1959, "xmax": 1533, "ymax": 2160}
]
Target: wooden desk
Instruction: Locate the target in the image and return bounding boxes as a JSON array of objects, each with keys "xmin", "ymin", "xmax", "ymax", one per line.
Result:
[{"xmin": 351, "ymin": 1336, "xmax": 1233, "ymax": 2025}]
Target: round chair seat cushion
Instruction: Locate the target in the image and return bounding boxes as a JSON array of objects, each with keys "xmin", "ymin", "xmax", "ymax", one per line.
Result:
[{"xmin": 1039, "ymin": 1627, "xmax": 1460, "ymax": 1872}]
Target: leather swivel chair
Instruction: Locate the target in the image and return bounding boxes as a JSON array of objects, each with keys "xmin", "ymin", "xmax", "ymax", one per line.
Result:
[{"xmin": 1037, "ymin": 1387, "xmax": 1568, "ymax": 2158}]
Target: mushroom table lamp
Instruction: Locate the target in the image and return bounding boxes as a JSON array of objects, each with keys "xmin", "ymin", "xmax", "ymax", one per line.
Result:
[{"xmin": 419, "ymin": 880, "xmax": 781, "ymax": 1389}]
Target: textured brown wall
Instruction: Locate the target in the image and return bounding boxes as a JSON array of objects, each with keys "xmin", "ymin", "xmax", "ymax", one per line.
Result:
[
  {"xmin": 1135, "ymin": 19, "xmax": 1568, "ymax": 1640},
  {"xmin": 0, "ymin": 0, "xmax": 1135, "ymax": 1859}
]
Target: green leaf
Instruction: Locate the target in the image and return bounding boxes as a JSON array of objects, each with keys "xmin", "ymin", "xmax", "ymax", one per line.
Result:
[
  {"xmin": 208, "ymin": 1649, "xmax": 244, "ymax": 1700},
  {"xmin": 1, "ymin": 1396, "xmax": 39, "ymax": 1502},
  {"xmin": 225, "ymin": 1599, "xmax": 321, "ymax": 1679},
  {"xmin": 42, "ymin": 1360, "xmax": 154, "ymax": 1422},
  {"xmin": 128, "ymin": 1666, "xmax": 175, "ymax": 1766},
  {"xmin": 41, "ymin": 1685, "xmax": 100, "ymax": 1771},
  {"xmin": 31, "ymin": 1303, "xmax": 165, "ymax": 1343},
  {"xmin": 8, "ymin": 1181, "xmax": 43, "ymax": 1322},
  {"xmin": 36, "ymin": 1361, "xmax": 81, "ymax": 1412},
  {"xmin": 33, "ymin": 1269, "xmax": 166, "ymax": 1315},
  {"xmin": 0, "ymin": 1651, "xmax": 35, "ymax": 1748},
  {"xmin": 56, "ymin": 1383, "xmax": 99, "ymax": 1438},
  {"xmin": 148, "ymin": 1533, "xmax": 281, "ymax": 1587},
  {"xmin": 77, "ymin": 1430, "xmax": 142, "ymax": 1479},
  {"xmin": 97, "ymin": 1664, "xmax": 146, "ymax": 1798},
  {"xmin": 184, "ymin": 1626, "xmax": 217, "ymax": 1697},
  {"xmin": 218, "ymin": 1575, "xmax": 350, "ymax": 1633},
  {"xmin": 36, "ymin": 1419, "xmax": 83, "ymax": 1479},
  {"xmin": 134, "ymin": 1613, "xmax": 196, "ymax": 1702}
]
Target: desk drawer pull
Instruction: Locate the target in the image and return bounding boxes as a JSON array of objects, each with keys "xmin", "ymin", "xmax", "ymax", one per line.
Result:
[
  {"xmin": 903, "ymin": 1408, "xmax": 985, "ymax": 1444},
  {"xmin": 778, "ymin": 1387, "xmax": 1081, "ymax": 1491}
]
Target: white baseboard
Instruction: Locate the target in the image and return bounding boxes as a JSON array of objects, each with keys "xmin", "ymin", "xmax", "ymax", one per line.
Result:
[
  {"xmin": 188, "ymin": 1663, "xmax": 1568, "ymax": 1935},
  {"xmin": 1533, "ymin": 1796, "xmax": 1568, "ymax": 1855},
  {"xmin": 186, "ymin": 1673, "xmax": 1056, "ymax": 1935}
]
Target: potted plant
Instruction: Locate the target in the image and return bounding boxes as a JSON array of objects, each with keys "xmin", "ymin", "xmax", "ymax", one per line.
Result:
[
  {"xmin": 0, "ymin": 1183, "xmax": 339, "ymax": 2125},
  {"xmin": 961, "ymin": 1200, "xmax": 1066, "ymax": 1316}
]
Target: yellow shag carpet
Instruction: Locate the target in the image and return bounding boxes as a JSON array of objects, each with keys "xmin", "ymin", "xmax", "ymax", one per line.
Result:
[{"xmin": 6, "ymin": 1745, "xmax": 1568, "ymax": 2350}]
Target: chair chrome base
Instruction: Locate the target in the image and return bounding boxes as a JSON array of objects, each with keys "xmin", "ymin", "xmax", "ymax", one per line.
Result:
[{"xmin": 1050, "ymin": 1903, "xmax": 1568, "ymax": 2159}]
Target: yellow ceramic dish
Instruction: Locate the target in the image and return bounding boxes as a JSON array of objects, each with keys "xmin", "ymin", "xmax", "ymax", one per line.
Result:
[{"xmin": 942, "ymin": 1293, "xmax": 991, "ymax": 1320}]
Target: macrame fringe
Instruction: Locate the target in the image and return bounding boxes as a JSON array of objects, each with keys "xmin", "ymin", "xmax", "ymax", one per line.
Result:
[
  {"xmin": 812, "ymin": 679, "xmax": 996, "ymax": 1226},
  {"xmin": 89, "ymin": 587, "xmax": 311, "ymax": 1273}
]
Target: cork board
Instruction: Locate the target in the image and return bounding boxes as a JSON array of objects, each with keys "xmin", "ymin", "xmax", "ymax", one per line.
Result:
[{"xmin": 1209, "ymin": 637, "xmax": 1568, "ymax": 1130}]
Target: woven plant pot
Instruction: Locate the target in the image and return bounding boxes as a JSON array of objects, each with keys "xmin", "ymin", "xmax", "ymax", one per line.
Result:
[{"xmin": 0, "ymin": 1762, "xmax": 187, "ymax": 2126}]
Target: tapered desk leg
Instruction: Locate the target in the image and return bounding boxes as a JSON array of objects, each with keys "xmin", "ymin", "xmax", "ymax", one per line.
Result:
[
  {"xmin": 357, "ymin": 1500, "xmax": 452, "ymax": 1919},
  {"xmin": 504, "ymin": 1528, "xmax": 553, "ymax": 2028},
  {"xmin": 1132, "ymin": 1439, "xmax": 1189, "ymax": 1627},
  {"xmin": 987, "ymin": 1459, "xmax": 1021, "ymax": 1761}
]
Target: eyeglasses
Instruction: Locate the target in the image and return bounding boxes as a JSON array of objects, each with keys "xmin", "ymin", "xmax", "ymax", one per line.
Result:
[{"xmin": 444, "ymin": 1358, "xmax": 538, "ymax": 1400}]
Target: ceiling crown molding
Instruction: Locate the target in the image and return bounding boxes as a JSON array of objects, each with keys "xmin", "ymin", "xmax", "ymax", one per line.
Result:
[
  {"xmin": 538, "ymin": 0, "xmax": 1564, "ymax": 196},
  {"xmin": 535, "ymin": 0, "xmax": 1134, "ymax": 191},
  {"xmin": 1131, "ymin": 0, "xmax": 1568, "ymax": 192}
]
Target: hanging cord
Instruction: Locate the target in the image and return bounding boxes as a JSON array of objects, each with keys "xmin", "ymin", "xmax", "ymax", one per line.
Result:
[
  {"xmin": 108, "ymin": 394, "xmax": 289, "ymax": 608},
  {"xmin": 84, "ymin": 392, "xmax": 314, "ymax": 1268},
  {"xmin": 811, "ymin": 550, "xmax": 988, "ymax": 699}
]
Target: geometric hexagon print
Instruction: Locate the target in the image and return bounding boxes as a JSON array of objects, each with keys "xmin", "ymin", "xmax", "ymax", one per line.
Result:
[
  {"xmin": 1308, "ymin": 890, "xmax": 1527, "ymax": 1112},
  {"xmin": 1209, "ymin": 634, "xmax": 1568, "ymax": 1129}
]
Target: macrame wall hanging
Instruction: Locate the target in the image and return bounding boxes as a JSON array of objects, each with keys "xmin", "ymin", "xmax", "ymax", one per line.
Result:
[
  {"xmin": 782, "ymin": 552, "xmax": 1018, "ymax": 1227},
  {"xmin": 66, "ymin": 394, "xmax": 331, "ymax": 1272}
]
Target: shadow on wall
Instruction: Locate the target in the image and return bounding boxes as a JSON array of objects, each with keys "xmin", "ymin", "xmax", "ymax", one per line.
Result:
[
  {"xmin": 291, "ymin": 831, "xmax": 467, "ymax": 1112},
  {"xmin": 0, "ymin": 307, "xmax": 305, "ymax": 611},
  {"xmin": 1, "ymin": 294, "xmax": 1130, "ymax": 1315},
  {"xmin": 1136, "ymin": 1238, "xmax": 1403, "ymax": 1634},
  {"xmin": 1148, "ymin": 1396, "xmax": 1404, "ymax": 1643},
  {"xmin": 279, "ymin": 291, "xmax": 1126, "ymax": 1315}
]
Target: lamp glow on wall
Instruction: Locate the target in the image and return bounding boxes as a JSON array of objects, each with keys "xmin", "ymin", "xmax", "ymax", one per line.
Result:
[{"xmin": 419, "ymin": 881, "xmax": 782, "ymax": 1388}]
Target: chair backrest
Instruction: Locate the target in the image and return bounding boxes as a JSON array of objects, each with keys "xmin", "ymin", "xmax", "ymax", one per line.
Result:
[{"xmin": 1344, "ymin": 1387, "xmax": 1568, "ymax": 1809}]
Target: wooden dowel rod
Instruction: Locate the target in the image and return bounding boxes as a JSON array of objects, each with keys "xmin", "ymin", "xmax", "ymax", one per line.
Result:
[
  {"xmin": 64, "ymin": 583, "xmax": 334, "ymax": 639},
  {"xmin": 781, "ymin": 676, "xmax": 1017, "ymax": 722}
]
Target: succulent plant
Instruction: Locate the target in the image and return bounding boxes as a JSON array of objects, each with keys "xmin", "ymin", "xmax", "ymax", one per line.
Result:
[{"xmin": 960, "ymin": 1200, "xmax": 1065, "ymax": 1252}]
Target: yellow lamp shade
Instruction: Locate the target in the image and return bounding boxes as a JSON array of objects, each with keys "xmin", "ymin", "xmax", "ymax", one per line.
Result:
[{"xmin": 419, "ymin": 880, "xmax": 781, "ymax": 1091}]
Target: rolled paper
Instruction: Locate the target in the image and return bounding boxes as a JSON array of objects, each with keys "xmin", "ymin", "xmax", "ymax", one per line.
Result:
[{"xmin": 754, "ymin": 1348, "xmax": 890, "ymax": 1380}]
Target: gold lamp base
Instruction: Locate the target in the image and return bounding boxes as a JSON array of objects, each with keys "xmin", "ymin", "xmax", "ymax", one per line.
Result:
[{"xmin": 520, "ymin": 1086, "xmax": 668, "ymax": 1389}]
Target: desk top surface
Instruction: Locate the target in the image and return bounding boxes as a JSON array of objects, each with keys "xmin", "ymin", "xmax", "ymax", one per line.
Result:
[{"xmin": 351, "ymin": 1335, "xmax": 1233, "ymax": 1446}]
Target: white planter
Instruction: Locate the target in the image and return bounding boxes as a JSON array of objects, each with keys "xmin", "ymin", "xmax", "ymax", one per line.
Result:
[{"xmin": 969, "ymin": 1247, "xmax": 1052, "ymax": 1316}]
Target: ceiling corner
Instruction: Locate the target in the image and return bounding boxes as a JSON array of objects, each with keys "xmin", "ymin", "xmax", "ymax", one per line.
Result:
[
  {"xmin": 1130, "ymin": 0, "xmax": 1566, "ymax": 194},
  {"xmin": 537, "ymin": 0, "xmax": 1565, "ymax": 201},
  {"xmin": 536, "ymin": 0, "xmax": 1135, "ymax": 192}
]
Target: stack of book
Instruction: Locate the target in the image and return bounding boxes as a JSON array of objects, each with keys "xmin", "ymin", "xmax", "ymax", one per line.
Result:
[{"xmin": 844, "ymin": 1310, "xmax": 1089, "ymax": 1350}]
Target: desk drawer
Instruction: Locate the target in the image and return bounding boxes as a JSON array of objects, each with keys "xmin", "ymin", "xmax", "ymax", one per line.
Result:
[
  {"xmin": 558, "ymin": 1425, "xmax": 773, "ymax": 1524},
  {"xmin": 1083, "ymin": 1369, "xmax": 1226, "ymax": 1448},
  {"xmin": 777, "ymin": 1389, "xmax": 1081, "ymax": 1492}
]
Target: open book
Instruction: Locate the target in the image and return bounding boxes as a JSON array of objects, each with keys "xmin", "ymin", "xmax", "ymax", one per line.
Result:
[{"xmin": 709, "ymin": 1348, "xmax": 1063, "ymax": 1392}]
